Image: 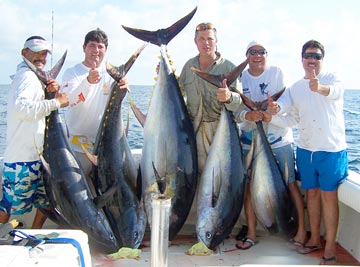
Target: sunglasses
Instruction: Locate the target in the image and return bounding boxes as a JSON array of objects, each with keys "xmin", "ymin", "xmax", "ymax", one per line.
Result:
[
  {"xmin": 248, "ymin": 49, "xmax": 267, "ymax": 56},
  {"xmin": 303, "ymin": 53, "xmax": 323, "ymax": 60},
  {"xmin": 196, "ymin": 23, "xmax": 216, "ymax": 32}
]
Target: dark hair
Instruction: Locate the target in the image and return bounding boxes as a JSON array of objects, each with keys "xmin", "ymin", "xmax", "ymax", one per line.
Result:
[
  {"xmin": 83, "ymin": 28, "xmax": 108, "ymax": 48},
  {"xmin": 26, "ymin": 36, "xmax": 46, "ymax": 42},
  {"xmin": 301, "ymin": 40, "xmax": 325, "ymax": 58}
]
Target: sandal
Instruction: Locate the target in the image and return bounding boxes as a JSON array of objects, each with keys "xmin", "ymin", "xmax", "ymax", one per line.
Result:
[
  {"xmin": 287, "ymin": 238, "xmax": 304, "ymax": 250},
  {"xmin": 320, "ymin": 256, "xmax": 337, "ymax": 265},
  {"xmin": 297, "ymin": 244, "xmax": 323, "ymax": 254},
  {"xmin": 235, "ymin": 237, "xmax": 256, "ymax": 250}
]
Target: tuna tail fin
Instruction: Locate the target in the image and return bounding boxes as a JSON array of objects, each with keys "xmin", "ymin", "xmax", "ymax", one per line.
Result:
[
  {"xmin": 81, "ymin": 143, "xmax": 98, "ymax": 166},
  {"xmin": 191, "ymin": 59, "xmax": 248, "ymax": 89},
  {"xmin": 240, "ymin": 93, "xmax": 258, "ymax": 111},
  {"xmin": 24, "ymin": 51, "xmax": 67, "ymax": 84},
  {"xmin": 240, "ymin": 87, "xmax": 286, "ymax": 111},
  {"xmin": 122, "ymin": 7, "xmax": 197, "ymax": 47},
  {"xmin": 106, "ymin": 44, "xmax": 146, "ymax": 82}
]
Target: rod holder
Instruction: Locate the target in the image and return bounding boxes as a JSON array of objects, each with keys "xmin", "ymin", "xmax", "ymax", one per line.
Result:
[{"xmin": 150, "ymin": 194, "xmax": 171, "ymax": 267}]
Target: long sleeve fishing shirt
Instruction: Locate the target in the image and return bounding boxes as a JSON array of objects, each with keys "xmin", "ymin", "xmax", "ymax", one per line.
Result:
[
  {"xmin": 277, "ymin": 71, "xmax": 346, "ymax": 152},
  {"xmin": 4, "ymin": 61, "xmax": 60, "ymax": 163},
  {"xmin": 178, "ymin": 52, "xmax": 243, "ymax": 173},
  {"xmin": 61, "ymin": 62, "xmax": 113, "ymax": 153}
]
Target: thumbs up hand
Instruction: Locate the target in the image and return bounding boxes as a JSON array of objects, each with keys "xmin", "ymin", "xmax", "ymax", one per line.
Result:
[
  {"xmin": 217, "ymin": 79, "xmax": 233, "ymax": 103},
  {"xmin": 267, "ymin": 93, "xmax": 279, "ymax": 115},
  {"xmin": 308, "ymin": 69, "xmax": 319, "ymax": 92},
  {"xmin": 87, "ymin": 61, "xmax": 102, "ymax": 84}
]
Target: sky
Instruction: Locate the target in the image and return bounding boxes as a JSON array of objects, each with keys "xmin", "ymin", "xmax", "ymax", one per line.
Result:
[{"xmin": 1, "ymin": 0, "xmax": 360, "ymax": 89}]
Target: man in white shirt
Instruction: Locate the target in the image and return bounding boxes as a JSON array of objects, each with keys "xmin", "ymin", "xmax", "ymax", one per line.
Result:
[
  {"xmin": 0, "ymin": 36, "xmax": 68, "ymax": 228},
  {"xmin": 235, "ymin": 41, "xmax": 306, "ymax": 250},
  {"xmin": 268, "ymin": 40, "xmax": 348, "ymax": 265},
  {"xmin": 61, "ymin": 28, "xmax": 130, "ymax": 176}
]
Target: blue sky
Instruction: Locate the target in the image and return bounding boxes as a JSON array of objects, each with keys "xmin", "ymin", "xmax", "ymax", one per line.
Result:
[{"xmin": 1, "ymin": 0, "xmax": 359, "ymax": 89}]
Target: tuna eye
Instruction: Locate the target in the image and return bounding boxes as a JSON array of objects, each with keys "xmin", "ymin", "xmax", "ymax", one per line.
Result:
[{"xmin": 206, "ymin": 232, "xmax": 212, "ymax": 240}]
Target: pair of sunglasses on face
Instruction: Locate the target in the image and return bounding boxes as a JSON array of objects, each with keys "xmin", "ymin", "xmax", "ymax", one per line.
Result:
[
  {"xmin": 248, "ymin": 49, "xmax": 267, "ymax": 55},
  {"xmin": 303, "ymin": 52, "xmax": 323, "ymax": 60},
  {"xmin": 247, "ymin": 50, "xmax": 322, "ymax": 60}
]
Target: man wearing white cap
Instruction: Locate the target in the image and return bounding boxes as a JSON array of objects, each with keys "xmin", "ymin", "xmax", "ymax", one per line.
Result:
[
  {"xmin": 0, "ymin": 36, "xmax": 69, "ymax": 228},
  {"xmin": 234, "ymin": 41, "xmax": 306, "ymax": 250}
]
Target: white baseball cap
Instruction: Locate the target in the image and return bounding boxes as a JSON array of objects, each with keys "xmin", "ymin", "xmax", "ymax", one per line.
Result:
[
  {"xmin": 246, "ymin": 40, "xmax": 266, "ymax": 54},
  {"xmin": 23, "ymin": 37, "xmax": 52, "ymax": 54}
]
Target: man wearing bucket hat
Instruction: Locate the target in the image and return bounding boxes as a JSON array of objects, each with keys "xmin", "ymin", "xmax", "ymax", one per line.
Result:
[
  {"xmin": 0, "ymin": 36, "xmax": 69, "ymax": 228},
  {"xmin": 234, "ymin": 41, "xmax": 306, "ymax": 250}
]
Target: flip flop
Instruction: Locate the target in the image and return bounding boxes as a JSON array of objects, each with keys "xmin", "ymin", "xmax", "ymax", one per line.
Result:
[
  {"xmin": 297, "ymin": 244, "xmax": 323, "ymax": 254},
  {"xmin": 235, "ymin": 237, "xmax": 256, "ymax": 250},
  {"xmin": 320, "ymin": 256, "xmax": 337, "ymax": 265},
  {"xmin": 287, "ymin": 238, "xmax": 304, "ymax": 250}
]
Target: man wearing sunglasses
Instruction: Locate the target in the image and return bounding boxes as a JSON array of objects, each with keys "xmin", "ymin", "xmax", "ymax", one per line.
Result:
[
  {"xmin": 234, "ymin": 41, "xmax": 306, "ymax": 250},
  {"xmin": 268, "ymin": 40, "xmax": 348, "ymax": 265}
]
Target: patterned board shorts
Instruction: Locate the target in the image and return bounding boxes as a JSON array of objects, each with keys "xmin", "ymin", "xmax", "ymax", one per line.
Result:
[{"xmin": 0, "ymin": 161, "xmax": 49, "ymax": 215}]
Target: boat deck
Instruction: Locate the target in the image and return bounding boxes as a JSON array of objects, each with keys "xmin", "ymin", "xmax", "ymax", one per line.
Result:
[
  {"xmin": 91, "ymin": 229, "xmax": 360, "ymax": 266},
  {"xmin": 6, "ymin": 210, "xmax": 360, "ymax": 266}
]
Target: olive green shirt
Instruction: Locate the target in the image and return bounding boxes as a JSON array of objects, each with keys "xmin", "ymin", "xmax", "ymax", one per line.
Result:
[
  {"xmin": 178, "ymin": 52, "xmax": 242, "ymax": 123},
  {"xmin": 178, "ymin": 52, "xmax": 243, "ymax": 173}
]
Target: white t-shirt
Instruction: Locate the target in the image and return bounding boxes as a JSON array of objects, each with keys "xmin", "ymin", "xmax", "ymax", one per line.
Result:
[{"xmin": 236, "ymin": 66, "xmax": 296, "ymax": 150}]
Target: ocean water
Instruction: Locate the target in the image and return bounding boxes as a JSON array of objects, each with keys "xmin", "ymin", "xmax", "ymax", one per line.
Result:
[{"xmin": 0, "ymin": 85, "xmax": 359, "ymax": 173}]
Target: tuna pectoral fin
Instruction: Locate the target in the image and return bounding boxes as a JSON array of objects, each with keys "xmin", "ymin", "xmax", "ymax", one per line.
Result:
[
  {"xmin": 136, "ymin": 167, "xmax": 143, "ymax": 200},
  {"xmin": 94, "ymin": 182, "xmax": 119, "ymax": 208},
  {"xmin": 81, "ymin": 144, "xmax": 98, "ymax": 166},
  {"xmin": 39, "ymin": 154, "xmax": 51, "ymax": 176},
  {"xmin": 152, "ymin": 162, "xmax": 166, "ymax": 194},
  {"xmin": 130, "ymin": 100, "xmax": 146, "ymax": 127},
  {"xmin": 35, "ymin": 137, "xmax": 51, "ymax": 176}
]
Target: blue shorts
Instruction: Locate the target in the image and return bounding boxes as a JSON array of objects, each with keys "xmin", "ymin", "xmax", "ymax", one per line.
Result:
[
  {"xmin": 0, "ymin": 161, "xmax": 49, "ymax": 215},
  {"xmin": 244, "ymin": 143, "xmax": 296, "ymax": 184},
  {"xmin": 296, "ymin": 148, "xmax": 348, "ymax": 191}
]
